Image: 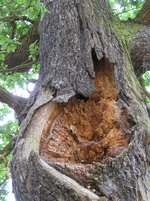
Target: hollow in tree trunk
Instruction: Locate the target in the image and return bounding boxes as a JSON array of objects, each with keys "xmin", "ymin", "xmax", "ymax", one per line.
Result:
[{"xmin": 10, "ymin": 0, "xmax": 150, "ymax": 200}]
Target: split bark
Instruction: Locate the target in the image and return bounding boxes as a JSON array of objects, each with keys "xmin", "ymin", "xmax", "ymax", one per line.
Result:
[{"xmin": 10, "ymin": 0, "xmax": 150, "ymax": 201}]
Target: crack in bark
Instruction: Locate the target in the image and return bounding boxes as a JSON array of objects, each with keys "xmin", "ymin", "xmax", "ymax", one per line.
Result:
[{"xmin": 10, "ymin": 0, "xmax": 150, "ymax": 200}]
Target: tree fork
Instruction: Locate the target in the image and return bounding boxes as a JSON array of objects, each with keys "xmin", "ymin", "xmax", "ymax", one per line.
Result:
[
  {"xmin": 10, "ymin": 0, "xmax": 150, "ymax": 200},
  {"xmin": 0, "ymin": 86, "xmax": 27, "ymax": 119}
]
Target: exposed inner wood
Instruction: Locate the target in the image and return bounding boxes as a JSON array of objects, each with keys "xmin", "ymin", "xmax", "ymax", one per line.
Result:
[{"xmin": 39, "ymin": 56, "xmax": 132, "ymax": 186}]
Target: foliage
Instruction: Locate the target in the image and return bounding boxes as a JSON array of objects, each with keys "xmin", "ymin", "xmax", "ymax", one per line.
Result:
[
  {"xmin": 109, "ymin": 0, "xmax": 145, "ymax": 20},
  {"xmin": 142, "ymin": 71, "xmax": 150, "ymax": 104},
  {"xmin": 143, "ymin": 71, "xmax": 150, "ymax": 87},
  {"xmin": 0, "ymin": 158, "xmax": 12, "ymax": 201},
  {"xmin": 0, "ymin": 103, "xmax": 18, "ymax": 200},
  {"xmin": 0, "ymin": 0, "xmax": 45, "ymax": 63}
]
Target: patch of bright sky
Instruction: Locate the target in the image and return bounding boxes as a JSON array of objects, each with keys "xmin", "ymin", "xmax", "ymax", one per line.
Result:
[
  {"xmin": 114, "ymin": 4, "xmax": 122, "ymax": 11},
  {"xmin": 0, "ymin": 83, "xmax": 35, "ymax": 126},
  {"xmin": 6, "ymin": 180, "xmax": 15, "ymax": 201},
  {"xmin": 146, "ymin": 87, "xmax": 150, "ymax": 92},
  {"xmin": 13, "ymin": 82, "xmax": 35, "ymax": 98},
  {"xmin": 0, "ymin": 107, "xmax": 15, "ymax": 126}
]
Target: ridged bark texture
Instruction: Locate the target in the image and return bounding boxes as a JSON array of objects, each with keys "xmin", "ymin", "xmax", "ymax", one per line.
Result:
[
  {"xmin": 130, "ymin": 25, "xmax": 150, "ymax": 78},
  {"xmin": 10, "ymin": 0, "xmax": 150, "ymax": 201}
]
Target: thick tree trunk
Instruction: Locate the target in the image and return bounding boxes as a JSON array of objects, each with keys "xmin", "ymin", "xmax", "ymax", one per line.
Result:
[{"xmin": 10, "ymin": 0, "xmax": 150, "ymax": 200}]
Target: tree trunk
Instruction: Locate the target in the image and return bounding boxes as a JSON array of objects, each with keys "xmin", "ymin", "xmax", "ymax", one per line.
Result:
[{"xmin": 10, "ymin": 0, "xmax": 150, "ymax": 200}]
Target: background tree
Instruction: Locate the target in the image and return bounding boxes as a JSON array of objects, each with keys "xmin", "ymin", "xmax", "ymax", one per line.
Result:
[
  {"xmin": 0, "ymin": 0, "xmax": 44, "ymax": 199},
  {"xmin": 0, "ymin": 0, "xmax": 150, "ymax": 200}
]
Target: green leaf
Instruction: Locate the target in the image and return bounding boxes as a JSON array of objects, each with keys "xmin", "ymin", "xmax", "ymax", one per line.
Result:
[
  {"xmin": 6, "ymin": 44, "xmax": 16, "ymax": 53},
  {"xmin": 0, "ymin": 53, "xmax": 5, "ymax": 61}
]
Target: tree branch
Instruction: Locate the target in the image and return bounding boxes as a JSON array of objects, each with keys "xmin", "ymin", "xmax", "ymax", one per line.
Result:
[
  {"xmin": 0, "ymin": 86, "xmax": 27, "ymax": 116},
  {"xmin": 0, "ymin": 177, "xmax": 7, "ymax": 187},
  {"xmin": 0, "ymin": 15, "xmax": 34, "ymax": 24},
  {"xmin": 2, "ymin": 19, "xmax": 39, "ymax": 71},
  {"xmin": 0, "ymin": 154, "xmax": 9, "ymax": 178},
  {"xmin": 0, "ymin": 140, "xmax": 13, "ymax": 166},
  {"xmin": 135, "ymin": 0, "xmax": 150, "ymax": 24},
  {"xmin": 117, "ymin": 7, "xmax": 140, "ymax": 16},
  {"xmin": 0, "ymin": 60, "xmax": 38, "ymax": 74},
  {"xmin": 0, "ymin": 140, "xmax": 12, "ymax": 156}
]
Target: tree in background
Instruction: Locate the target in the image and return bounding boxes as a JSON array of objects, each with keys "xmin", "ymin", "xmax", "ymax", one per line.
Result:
[
  {"xmin": 0, "ymin": 0, "xmax": 150, "ymax": 200},
  {"xmin": 0, "ymin": 1, "xmax": 43, "ymax": 199}
]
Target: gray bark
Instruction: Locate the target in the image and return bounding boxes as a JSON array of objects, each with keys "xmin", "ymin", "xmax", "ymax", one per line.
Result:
[
  {"xmin": 130, "ymin": 25, "xmax": 150, "ymax": 78},
  {"xmin": 10, "ymin": 0, "xmax": 150, "ymax": 201}
]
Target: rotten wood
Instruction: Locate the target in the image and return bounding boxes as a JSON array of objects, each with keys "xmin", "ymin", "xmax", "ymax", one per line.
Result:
[{"xmin": 10, "ymin": 0, "xmax": 150, "ymax": 201}]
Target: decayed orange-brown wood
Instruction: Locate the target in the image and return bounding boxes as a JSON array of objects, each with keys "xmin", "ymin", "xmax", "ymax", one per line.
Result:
[{"xmin": 40, "ymin": 58, "xmax": 131, "ymax": 168}]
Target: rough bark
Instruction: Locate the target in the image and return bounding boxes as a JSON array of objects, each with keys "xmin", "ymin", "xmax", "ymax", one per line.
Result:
[
  {"xmin": 130, "ymin": 25, "xmax": 150, "ymax": 78},
  {"xmin": 10, "ymin": 0, "xmax": 150, "ymax": 201},
  {"xmin": 135, "ymin": 0, "xmax": 150, "ymax": 25}
]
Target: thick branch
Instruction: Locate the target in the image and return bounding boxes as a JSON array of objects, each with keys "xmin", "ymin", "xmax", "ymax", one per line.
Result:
[
  {"xmin": 0, "ymin": 15, "xmax": 34, "ymax": 24},
  {"xmin": 135, "ymin": 0, "xmax": 150, "ymax": 25},
  {"xmin": 130, "ymin": 25, "xmax": 150, "ymax": 78},
  {"xmin": 0, "ymin": 140, "xmax": 12, "ymax": 156},
  {"xmin": 0, "ymin": 86, "xmax": 27, "ymax": 116},
  {"xmin": 3, "ymin": 19, "xmax": 39, "ymax": 72},
  {"xmin": 0, "ymin": 60, "xmax": 38, "ymax": 74}
]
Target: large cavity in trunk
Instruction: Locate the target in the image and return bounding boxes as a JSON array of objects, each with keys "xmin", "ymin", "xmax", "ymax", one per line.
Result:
[{"xmin": 39, "ymin": 53, "xmax": 132, "ymax": 187}]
